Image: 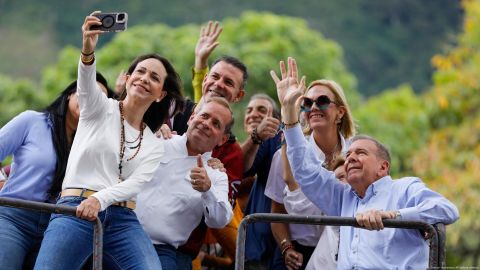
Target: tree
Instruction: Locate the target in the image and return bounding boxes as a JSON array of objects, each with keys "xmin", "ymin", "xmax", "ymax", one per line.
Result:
[
  {"xmin": 353, "ymin": 84, "xmax": 429, "ymax": 174},
  {"xmin": 0, "ymin": 74, "xmax": 45, "ymax": 127},
  {"xmin": 412, "ymin": 0, "xmax": 480, "ymax": 265}
]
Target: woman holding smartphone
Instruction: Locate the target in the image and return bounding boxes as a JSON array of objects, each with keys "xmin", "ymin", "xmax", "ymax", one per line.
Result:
[{"xmin": 34, "ymin": 12, "xmax": 184, "ymax": 270}]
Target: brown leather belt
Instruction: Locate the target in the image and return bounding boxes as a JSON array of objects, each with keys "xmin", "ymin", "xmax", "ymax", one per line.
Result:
[{"xmin": 60, "ymin": 188, "xmax": 136, "ymax": 210}]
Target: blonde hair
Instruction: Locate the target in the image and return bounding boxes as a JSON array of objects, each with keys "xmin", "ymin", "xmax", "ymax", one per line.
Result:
[{"xmin": 302, "ymin": 79, "xmax": 356, "ymax": 138}]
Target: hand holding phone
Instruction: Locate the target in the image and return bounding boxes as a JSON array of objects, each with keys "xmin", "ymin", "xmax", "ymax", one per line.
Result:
[{"xmin": 90, "ymin": 12, "xmax": 128, "ymax": 32}]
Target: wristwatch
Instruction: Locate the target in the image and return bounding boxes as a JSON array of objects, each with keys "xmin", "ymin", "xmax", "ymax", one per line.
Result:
[{"xmin": 395, "ymin": 210, "xmax": 401, "ymax": 219}]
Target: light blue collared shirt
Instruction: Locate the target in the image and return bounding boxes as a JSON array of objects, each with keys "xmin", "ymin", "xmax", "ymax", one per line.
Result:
[
  {"xmin": 284, "ymin": 125, "xmax": 459, "ymax": 270},
  {"xmin": 0, "ymin": 111, "xmax": 56, "ymax": 202}
]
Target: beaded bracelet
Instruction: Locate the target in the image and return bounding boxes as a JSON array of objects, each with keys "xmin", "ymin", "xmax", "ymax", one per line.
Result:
[
  {"xmin": 282, "ymin": 121, "xmax": 299, "ymax": 130},
  {"xmin": 81, "ymin": 53, "xmax": 95, "ymax": 65},
  {"xmin": 251, "ymin": 127, "xmax": 263, "ymax": 144},
  {"xmin": 81, "ymin": 50, "xmax": 95, "ymax": 56},
  {"xmin": 280, "ymin": 238, "xmax": 290, "ymax": 248},
  {"xmin": 281, "ymin": 244, "xmax": 294, "ymax": 256}
]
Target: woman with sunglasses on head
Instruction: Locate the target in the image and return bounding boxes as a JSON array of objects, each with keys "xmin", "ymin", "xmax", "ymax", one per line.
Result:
[
  {"xmin": 34, "ymin": 12, "xmax": 184, "ymax": 270},
  {"xmin": 265, "ymin": 57, "xmax": 356, "ymax": 270},
  {"xmin": 0, "ymin": 73, "xmax": 114, "ymax": 269}
]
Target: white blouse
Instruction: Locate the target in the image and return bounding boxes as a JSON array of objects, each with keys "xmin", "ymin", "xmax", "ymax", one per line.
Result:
[{"xmin": 62, "ymin": 60, "xmax": 164, "ymax": 210}]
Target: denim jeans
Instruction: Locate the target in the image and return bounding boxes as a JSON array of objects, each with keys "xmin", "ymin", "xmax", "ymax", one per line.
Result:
[
  {"xmin": 34, "ymin": 196, "xmax": 162, "ymax": 270},
  {"xmin": 175, "ymin": 250, "xmax": 193, "ymax": 270},
  {"xmin": 154, "ymin": 244, "xmax": 178, "ymax": 270},
  {"xmin": 0, "ymin": 206, "xmax": 50, "ymax": 270}
]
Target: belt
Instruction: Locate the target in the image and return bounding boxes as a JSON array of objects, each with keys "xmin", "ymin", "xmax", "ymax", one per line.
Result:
[{"xmin": 60, "ymin": 188, "xmax": 136, "ymax": 210}]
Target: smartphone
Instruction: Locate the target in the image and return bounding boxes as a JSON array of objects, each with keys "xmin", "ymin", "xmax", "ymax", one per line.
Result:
[{"xmin": 91, "ymin": 12, "xmax": 128, "ymax": 32}]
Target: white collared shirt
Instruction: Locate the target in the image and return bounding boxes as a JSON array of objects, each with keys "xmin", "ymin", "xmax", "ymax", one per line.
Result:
[{"xmin": 135, "ymin": 134, "xmax": 232, "ymax": 248}]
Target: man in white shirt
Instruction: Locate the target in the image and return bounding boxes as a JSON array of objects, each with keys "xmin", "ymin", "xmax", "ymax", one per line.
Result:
[{"xmin": 136, "ymin": 97, "xmax": 234, "ymax": 270}]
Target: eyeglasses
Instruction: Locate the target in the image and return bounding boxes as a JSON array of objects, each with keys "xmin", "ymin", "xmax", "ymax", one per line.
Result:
[{"xmin": 300, "ymin": 95, "xmax": 338, "ymax": 112}]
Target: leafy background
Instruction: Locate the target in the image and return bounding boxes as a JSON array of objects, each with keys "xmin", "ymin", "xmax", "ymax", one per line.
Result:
[{"xmin": 1, "ymin": 0, "xmax": 479, "ymax": 266}]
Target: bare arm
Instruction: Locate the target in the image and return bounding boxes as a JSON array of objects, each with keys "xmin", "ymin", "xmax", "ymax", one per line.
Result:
[
  {"xmin": 240, "ymin": 137, "xmax": 260, "ymax": 172},
  {"xmin": 241, "ymin": 117, "xmax": 280, "ymax": 171},
  {"xmin": 271, "ymin": 201, "xmax": 303, "ymax": 270}
]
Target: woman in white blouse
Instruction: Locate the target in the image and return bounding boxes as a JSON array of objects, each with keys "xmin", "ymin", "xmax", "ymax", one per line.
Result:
[{"xmin": 34, "ymin": 13, "xmax": 184, "ymax": 270}]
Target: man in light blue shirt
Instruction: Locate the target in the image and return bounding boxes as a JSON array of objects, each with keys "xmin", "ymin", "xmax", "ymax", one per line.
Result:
[
  {"xmin": 284, "ymin": 131, "xmax": 459, "ymax": 269},
  {"xmin": 272, "ymin": 57, "xmax": 460, "ymax": 269}
]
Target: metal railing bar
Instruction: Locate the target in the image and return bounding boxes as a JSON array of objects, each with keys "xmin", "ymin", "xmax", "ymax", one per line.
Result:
[
  {"xmin": 0, "ymin": 197, "xmax": 103, "ymax": 270},
  {"xmin": 235, "ymin": 213, "xmax": 440, "ymax": 270}
]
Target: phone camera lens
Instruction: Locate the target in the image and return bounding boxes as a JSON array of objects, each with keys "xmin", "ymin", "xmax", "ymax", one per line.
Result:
[
  {"xmin": 101, "ymin": 15, "xmax": 115, "ymax": 28},
  {"xmin": 117, "ymin": 13, "xmax": 125, "ymax": 22}
]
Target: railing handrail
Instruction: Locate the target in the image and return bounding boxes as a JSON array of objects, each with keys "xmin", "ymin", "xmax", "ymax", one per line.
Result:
[
  {"xmin": 0, "ymin": 196, "xmax": 103, "ymax": 270},
  {"xmin": 235, "ymin": 213, "xmax": 442, "ymax": 270}
]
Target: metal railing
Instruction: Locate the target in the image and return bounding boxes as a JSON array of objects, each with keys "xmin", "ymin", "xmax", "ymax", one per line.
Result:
[
  {"xmin": 0, "ymin": 197, "xmax": 103, "ymax": 270},
  {"xmin": 235, "ymin": 213, "xmax": 445, "ymax": 270}
]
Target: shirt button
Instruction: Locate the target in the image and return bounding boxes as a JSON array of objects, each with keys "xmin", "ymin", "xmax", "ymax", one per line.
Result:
[{"xmin": 355, "ymin": 234, "xmax": 358, "ymax": 238}]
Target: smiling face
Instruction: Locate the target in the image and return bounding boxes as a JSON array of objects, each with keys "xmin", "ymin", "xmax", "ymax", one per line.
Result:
[
  {"xmin": 202, "ymin": 61, "xmax": 245, "ymax": 103},
  {"xmin": 344, "ymin": 139, "xmax": 389, "ymax": 196},
  {"xmin": 303, "ymin": 85, "xmax": 345, "ymax": 133},
  {"xmin": 186, "ymin": 101, "xmax": 232, "ymax": 155},
  {"xmin": 125, "ymin": 58, "xmax": 167, "ymax": 104},
  {"xmin": 243, "ymin": 98, "xmax": 273, "ymax": 134}
]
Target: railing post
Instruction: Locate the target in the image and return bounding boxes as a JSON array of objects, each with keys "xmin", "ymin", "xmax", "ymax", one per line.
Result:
[{"xmin": 235, "ymin": 215, "xmax": 250, "ymax": 270}]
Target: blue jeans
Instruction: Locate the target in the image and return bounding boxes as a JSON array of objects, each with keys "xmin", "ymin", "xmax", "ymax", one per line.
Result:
[
  {"xmin": 0, "ymin": 206, "xmax": 50, "ymax": 270},
  {"xmin": 154, "ymin": 244, "xmax": 178, "ymax": 270},
  {"xmin": 34, "ymin": 196, "xmax": 162, "ymax": 270},
  {"xmin": 175, "ymin": 250, "xmax": 193, "ymax": 270}
]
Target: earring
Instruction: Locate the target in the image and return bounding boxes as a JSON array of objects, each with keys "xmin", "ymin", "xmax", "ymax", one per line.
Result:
[
  {"xmin": 156, "ymin": 98, "xmax": 161, "ymax": 103},
  {"xmin": 336, "ymin": 118, "xmax": 342, "ymax": 124}
]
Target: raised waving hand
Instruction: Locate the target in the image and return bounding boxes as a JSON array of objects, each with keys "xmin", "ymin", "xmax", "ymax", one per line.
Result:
[
  {"xmin": 195, "ymin": 21, "xmax": 223, "ymax": 69},
  {"xmin": 270, "ymin": 57, "xmax": 306, "ymax": 124}
]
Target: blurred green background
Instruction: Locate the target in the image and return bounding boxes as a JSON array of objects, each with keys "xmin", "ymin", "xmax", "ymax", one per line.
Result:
[{"xmin": 1, "ymin": 0, "xmax": 479, "ymax": 266}]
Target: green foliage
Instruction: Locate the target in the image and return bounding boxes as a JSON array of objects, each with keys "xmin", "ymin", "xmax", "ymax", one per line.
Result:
[
  {"xmin": 412, "ymin": 115, "xmax": 480, "ymax": 266},
  {"xmin": 0, "ymin": 74, "xmax": 46, "ymax": 127},
  {"xmin": 353, "ymin": 85, "xmax": 429, "ymax": 175},
  {"xmin": 0, "ymin": 0, "xmax": 462, "ymax": 96},
  {"xmin": 42, "ymin": 46, "xmax": 83, "ymax": 97},
  {"xmin": 411, "ymin": 0, "xmax": 480, "ymax": 265}
]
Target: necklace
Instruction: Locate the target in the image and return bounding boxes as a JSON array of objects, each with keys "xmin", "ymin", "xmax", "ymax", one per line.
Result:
[
  {"xmin": 322, "ymin": 141, "xmax": 340, "ymax": 170},
  {"xmin": 125, "ymin": 131, "xmax": 142, "ymax": 144},
  {"xmin": 118, "ymin": 101, "xmax": 145, "ymax": 181}
]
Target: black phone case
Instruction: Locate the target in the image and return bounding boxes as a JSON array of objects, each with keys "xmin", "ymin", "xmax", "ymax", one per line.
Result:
[{"xmin": 91, "ymin": 13, "xmax": 128, "ymax": 32}]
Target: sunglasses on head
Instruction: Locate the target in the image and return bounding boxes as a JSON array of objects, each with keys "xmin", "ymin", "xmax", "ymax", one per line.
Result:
[{"xmin": 300, "ymin": 95, "xmax": 338, "ymax": 112}]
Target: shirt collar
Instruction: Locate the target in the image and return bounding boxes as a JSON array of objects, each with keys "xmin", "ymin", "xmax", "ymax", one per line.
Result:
[
  {"xmin": 350, "ymin": 175, "xmax": 393, "ymax": 201},
  {"xmin": 178, "ymin": 133, "xmax": 212, "ymax": 160}
]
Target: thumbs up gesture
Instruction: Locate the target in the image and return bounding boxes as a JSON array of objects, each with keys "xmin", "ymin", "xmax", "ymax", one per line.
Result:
[{"xmin": 190, "ymin": 154, "xmax": 211, "ymax": 192}]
